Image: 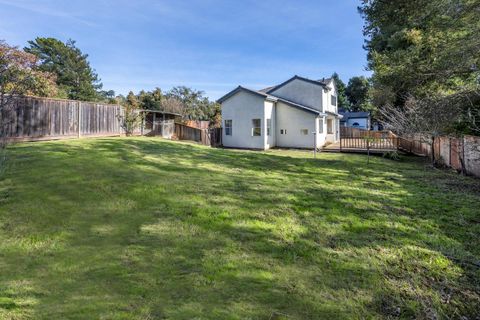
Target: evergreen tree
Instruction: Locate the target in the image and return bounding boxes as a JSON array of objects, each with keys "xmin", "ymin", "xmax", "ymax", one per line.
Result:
[
  {"xmin": 330, "ymin": 73, "xmax": 349, "ymax": 110},
  {"xmin": 25, "ymin": 37, "xmax": 103, "ymax": 101},
  {"xmin": 345, "ymin": 76, "xmax": 371, "ymax": 112}
]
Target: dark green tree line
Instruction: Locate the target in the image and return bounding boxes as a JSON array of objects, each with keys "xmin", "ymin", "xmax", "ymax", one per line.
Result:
[{"xmin": 359, "ymin": 0, "xmax": 480, "ymax": 134}]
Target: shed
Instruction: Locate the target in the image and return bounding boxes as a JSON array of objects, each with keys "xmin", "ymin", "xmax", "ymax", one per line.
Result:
[{"xmin": 140, "ymin": 110, "xmax": 181, "ymax": 138}]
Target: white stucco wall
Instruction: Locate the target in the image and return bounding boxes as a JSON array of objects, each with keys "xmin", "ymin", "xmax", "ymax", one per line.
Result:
[
  {"xmin": 324, "ymin": 83, "xmax": 338, "ymax": 114},
  {"xmin": 276, "ymin": 102, "xmax": 317, "ymax": 148},
  {"xmin": 269, "ymin": 79, "xmax": 323, "ymax": 111},
  {"xmin": 221, "ymin": 91, "xmax": 266, "ymax": 149}
]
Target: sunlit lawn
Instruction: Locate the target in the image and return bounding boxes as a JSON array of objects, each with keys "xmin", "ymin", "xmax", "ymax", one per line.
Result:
[{"xmin": 0, "ymin": 137, "xmax": 479, "ymax": 319}]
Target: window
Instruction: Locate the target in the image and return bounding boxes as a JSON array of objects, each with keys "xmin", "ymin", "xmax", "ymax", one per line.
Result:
[
  {"xmin": 266, "ymin": 119, "xmax": 271, "ymax": 136},
  {"xmin": 327, "ymin": 119, "xmax": 333, "ymax": 134},
  {"xmin": 252, "ymin": 119, "xmax": 261, "ymax": 136},
  {"xmin": 331, "ymin": 95, "xmax": 337, "ymax": 106},
  {"xmin": 280, "ymin": 129, "xmax": 287, "ymax": 135},
  {"xmin": 224, "ymin": 120, "xmax": 232, "ymax": 136},
  {"xmin": 318, "ymin": 118, "xmax": 324, "ymax": 134},
  {"xmin": 301, "ymin": 129, "xmax": 308, "ymax": 135}
]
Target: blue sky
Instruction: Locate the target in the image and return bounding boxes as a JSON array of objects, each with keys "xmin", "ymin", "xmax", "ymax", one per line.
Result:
[{"xmin": 0, "ymin": 0, "xmax": 370, "ymax": 99}]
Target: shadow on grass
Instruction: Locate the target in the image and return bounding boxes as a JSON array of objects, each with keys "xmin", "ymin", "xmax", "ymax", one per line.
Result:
[{"xmin": 1, "ymin": 137, "xmax": 479, "ymax": 319}]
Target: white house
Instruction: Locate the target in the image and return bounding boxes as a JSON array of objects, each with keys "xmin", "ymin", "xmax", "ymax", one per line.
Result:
[
  {"xmin": 217, "ymin": 75, "xmax": 342, "ymax": 150},
  {"xmin": 339, "ymin": 111, "xmax": 371, "ymax": 130}
]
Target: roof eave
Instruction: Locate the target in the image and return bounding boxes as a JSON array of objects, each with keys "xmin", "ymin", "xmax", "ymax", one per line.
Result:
[
  {"xmin": 217, "ymin": 86, "xmax": 271, "ymax": 104},
  {"xmin": 266, "ymin": 75, "xmax": 327, "ymax": 94}
]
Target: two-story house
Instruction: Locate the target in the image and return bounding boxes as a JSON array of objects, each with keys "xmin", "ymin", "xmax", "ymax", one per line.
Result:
[{"xmin": 217, "ymin": 75, "xmax": 342, "ymax": 150}]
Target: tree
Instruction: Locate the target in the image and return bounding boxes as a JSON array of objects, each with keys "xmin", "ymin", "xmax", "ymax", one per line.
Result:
[
  {"xmin": 359, "ymin": 0, "xmax": 480, "ymax": 133},
  {"xmin": 360, "ymin": 0, "xmax": 480, "ymax": 98},
  {"xmin": 0, "ymin": 40, "xmax": 58, "ymax": 169},
  {"xmin": 138, "ymin": 88, "xmax": 163, "ymax": 110},
  {"xmin": 161, "ymin": 96, "xmax": 184, "ymax": 115},
  {"xmin": 330, "ymin": 73, "xmax": 349, "ymax": 110},
  {"xmin": 378, "ymin": 95, "xmax": 462, "ymax": 165},
  {"xmin": 25, "ymin": 37, "xmax": 103, "ymax": 101},
  {"xmin": 166, "ymin": 86, "xmax": 217, "ymax": 122},
  {"xmin": 345, "ymin": 76, "xmax": 371, "ymax": 112},
  {"xmin": 98, "ymin": 89, "xmax": 116, "ymax": 104},
  {"xmin": 118, "ymin": 91, "xmax": 142, "ymax": 136}
]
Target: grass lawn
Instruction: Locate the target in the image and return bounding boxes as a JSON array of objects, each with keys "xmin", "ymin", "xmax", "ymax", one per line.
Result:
[{"xmin": 0, "ymin": 137, "xmax": 479, "ymax": 319}]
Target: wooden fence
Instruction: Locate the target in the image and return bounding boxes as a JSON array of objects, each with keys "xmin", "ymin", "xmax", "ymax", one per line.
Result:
[
  {"xmin": 183, "ymin": 120, "xmax": 210, "ymax": 129},
  {"xmin": 431, "ymin": 135, "xmax": 480, "ymax": 177},
  {"xmin": 344, "ymin": 128, "xmax": 480, "ymax": 178},
  {"xmin": 397, "ymin": 137, "xmax": 432, "ymax": 156},
  {"xmin": 174, "ymin": 123, "xmax": 222, "ymax": 147},
  {"xmin": 4, "ymin": 96, "xmax": 126, "ymax": 142}
]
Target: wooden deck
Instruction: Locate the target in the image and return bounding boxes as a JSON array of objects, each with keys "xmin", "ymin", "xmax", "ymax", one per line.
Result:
[{"xmin": 323, "ymin": 138, "xmax": 398, "ymax": 154}]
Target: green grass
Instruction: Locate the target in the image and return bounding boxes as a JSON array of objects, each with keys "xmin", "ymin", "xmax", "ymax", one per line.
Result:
[{"xmin": 0, "ymin": 137, "xmax": 479, "ymax": 319}]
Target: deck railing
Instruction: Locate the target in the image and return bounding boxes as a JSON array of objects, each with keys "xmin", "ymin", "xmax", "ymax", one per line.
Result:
[{"xmin": 340, "ymin": 137, "xmax": 398, "ymax": 151}]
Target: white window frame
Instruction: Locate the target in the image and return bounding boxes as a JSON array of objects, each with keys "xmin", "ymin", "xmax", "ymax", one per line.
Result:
[
  {"xmin": 331, "ymin": 95, "xmax": 337, "ymax": 106},
  {"xmin": 224, "ymin": 119, "xmax": 232, "ymax": 136},
  {"xmin": 252, "ymin": 118, "xmax": 261, "ymax": 136}
]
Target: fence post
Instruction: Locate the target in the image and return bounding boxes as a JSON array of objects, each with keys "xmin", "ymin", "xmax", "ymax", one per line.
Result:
[
  {"xmin": 77, "ymin": 101, "xmax": 81, "ymax": 138},
  {"xmin": 449, "ymin": 137, "xmax": 452, "ymax": 167}
]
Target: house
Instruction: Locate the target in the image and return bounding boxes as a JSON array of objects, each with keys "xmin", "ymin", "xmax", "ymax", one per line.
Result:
[
  {"xmin": 339, "ymin": 111, "xmax": 371, "ymax": 130},
  {"xmin": 217, "ymin": 75, "xmax": 342, "ymax": 150}
]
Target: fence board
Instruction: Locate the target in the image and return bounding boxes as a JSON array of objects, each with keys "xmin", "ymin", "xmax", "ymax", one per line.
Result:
[{"xmin": 4, "ymin": 96, "xmax": 125, "ymax": 142}]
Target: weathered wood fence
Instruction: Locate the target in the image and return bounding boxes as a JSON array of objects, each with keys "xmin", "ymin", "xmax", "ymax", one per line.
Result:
[
  {"xmin": 3, "ymin": 96, "xmax": 126, "ymax": 142},
  {"xmin": 174, "ymin": 123, "xmax": 222, "ymax": 147},
  {"xmin": 401, "ymin": 135, "xmax": 480, "ymax": 177},
  {"xmin": 340, "ymin": 127, "xmax": 480, "ymax": 177}
]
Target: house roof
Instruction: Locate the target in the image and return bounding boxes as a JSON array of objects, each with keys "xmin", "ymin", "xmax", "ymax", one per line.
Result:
[
  {"xmin": 216, "ymin": 86, "xmax": 277, "ymax": 104},
  {"xmin": 139, "ymin": 109, "xmax": 181, "ymax": 116},
  {"xmin": 318, "ymin": 77, "xmax": 332, "ymax": 85},
  {"xmin": 339, "ymin": 111, "xmax": 370, "ymax": 121},
  {"xmin": 257, "ymin": 85, "xmax": 277, "ymax": 93},
  {"xmin": 265, "ymin": 75, "xmax": 327, "ymax": 94},
  {"xmin": 217, "ymin": 75, "xmax": 344, "ymax": 117},
  {"xmin": 217, "ymin": 84, "xmax": 327, "ymax": 116}
]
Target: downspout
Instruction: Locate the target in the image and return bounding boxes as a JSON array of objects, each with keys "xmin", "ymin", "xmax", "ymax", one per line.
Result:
[{"xmin": 274, "ymin": 102, "xmax": 277, "ymax": 148}]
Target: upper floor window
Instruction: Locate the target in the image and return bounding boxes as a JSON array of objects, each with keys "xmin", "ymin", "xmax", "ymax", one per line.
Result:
[
  {"xmin": 331, "ymin": 95, "xmax": 337, "ymax": 106},
  {"xmin": 252, "ymin": 119, "xmax": 261, "ymax": 136},
  {"xmin": 224, "ymin": 120, "xmax": 232, "ymax": 135}
]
